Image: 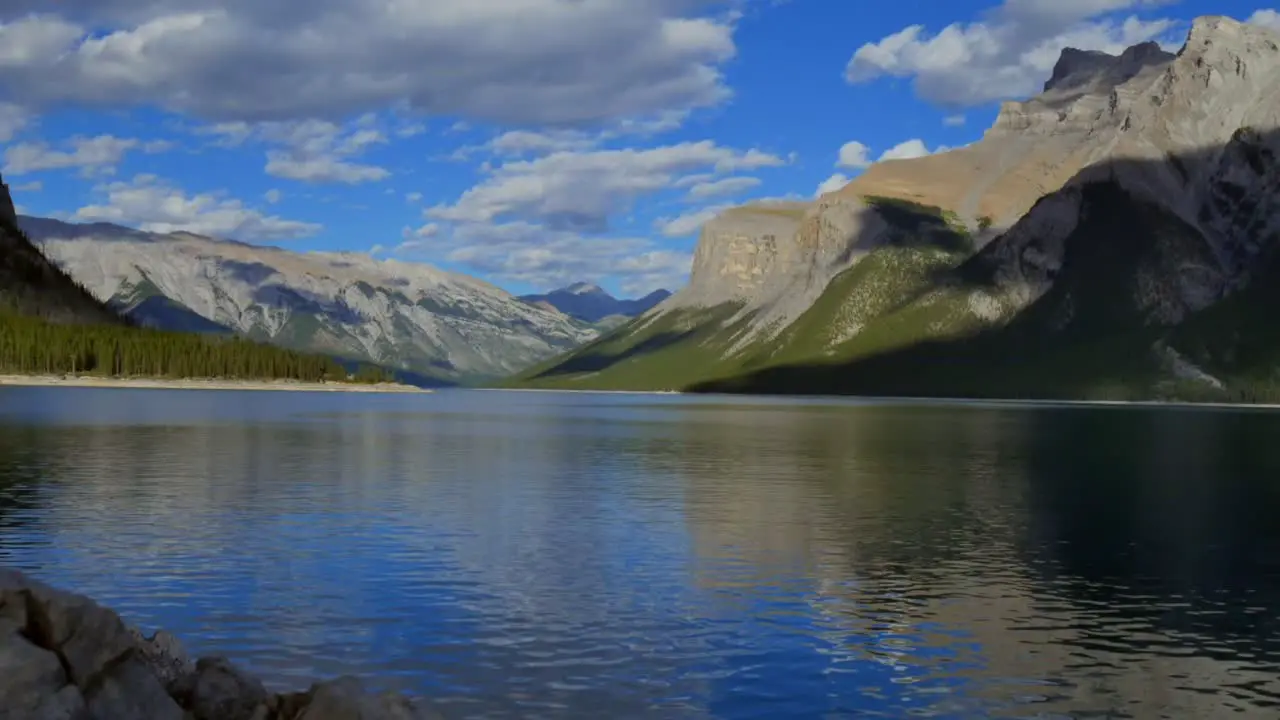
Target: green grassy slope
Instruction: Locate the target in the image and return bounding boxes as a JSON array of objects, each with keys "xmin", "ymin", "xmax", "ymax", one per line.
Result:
[
  {"xmin": 509, "ymin": 303, "xmax": 756, "ymax": 391},
  {"xmin": 693, "ymin": 182, "xmax": 1228, "ymax": 400},
  {"xmin": 509, "ymin": 195, "xmax": 984, "ymax": 392}
]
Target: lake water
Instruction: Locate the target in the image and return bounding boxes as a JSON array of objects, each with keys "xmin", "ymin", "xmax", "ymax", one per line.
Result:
[{"xmin": 1, "ymin": 387, "xmax": 1279, "ymax": 718}]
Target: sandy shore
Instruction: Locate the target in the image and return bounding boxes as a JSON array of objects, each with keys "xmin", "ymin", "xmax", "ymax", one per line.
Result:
[{"xmin": 0, "ymin": 374, "xmax": 430, "ymax": 393}]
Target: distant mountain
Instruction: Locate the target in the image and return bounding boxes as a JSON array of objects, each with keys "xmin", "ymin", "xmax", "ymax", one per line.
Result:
[
  {"xmin": 519, "ymin": 282, "xmax": 671, "ymax": 323},
  {"xmin": 24, "ymin": 217, "xmax": 597, "ymax": 382},
  {"xmin": 514, "ymin": 17, "xmax": 1280, "ymax": 403}
]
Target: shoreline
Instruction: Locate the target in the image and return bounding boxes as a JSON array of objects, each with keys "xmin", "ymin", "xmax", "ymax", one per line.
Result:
[
  {"xmin": 0, "ymin": 374, "xmax": 431, "ymax": 394},
  {"xmin": 0, "ymin": 568, "xmax": 444, "ymax": 719},
  {"xmin": 484, "ymin": 386, "xmax": 1280, "ymax": 410}
]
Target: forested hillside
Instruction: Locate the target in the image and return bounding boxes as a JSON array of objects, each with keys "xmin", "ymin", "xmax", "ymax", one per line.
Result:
[{"xmin": 0, "ymin": 193, "xmax": 391, "ymax": 385}]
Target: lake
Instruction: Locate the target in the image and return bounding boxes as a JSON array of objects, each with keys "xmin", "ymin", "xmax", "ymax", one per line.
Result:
[{"xmin": 1, "ymin": 387, "xmax": 1278, "ymax": 718}]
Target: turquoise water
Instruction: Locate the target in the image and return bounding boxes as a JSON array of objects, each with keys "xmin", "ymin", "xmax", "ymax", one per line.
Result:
[{"xmin": 1, "ymin": 386, "xmax": 1278, "ymax": 718}]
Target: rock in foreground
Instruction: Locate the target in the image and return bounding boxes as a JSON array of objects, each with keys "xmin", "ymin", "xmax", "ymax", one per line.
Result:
[{"xmin": 0, "ymin": 568, "xmax": 445, "ymax": 720}]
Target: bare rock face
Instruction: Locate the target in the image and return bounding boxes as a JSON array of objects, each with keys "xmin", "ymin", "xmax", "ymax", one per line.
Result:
[
  {"xmin": 0, "ymin": 568, "xmax": 447, "ymax": 720},
  {"xmin": 663, "ymin": 197, "xmax": 898, "ymax": 349}
]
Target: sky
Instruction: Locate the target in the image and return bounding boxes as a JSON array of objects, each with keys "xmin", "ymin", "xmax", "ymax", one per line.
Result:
[{"xmin": 1, "ymin": 0, "xmax": 1278, "ymax": 298}]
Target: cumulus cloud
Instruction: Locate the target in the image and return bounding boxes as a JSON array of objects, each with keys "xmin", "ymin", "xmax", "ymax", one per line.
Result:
[
  {"xmin": 836, "ymin": 140, "xmax": 872, "ymax": 169},
  {"xmin": 422, "ymin": 222, "xmax": 690, "ymax": 294},
  {"xmin": 655, "ymin": 204, "xmax": 733, "ymax": 237},
  {"xmin": 484, "ymin": 130, "xmax": 598, "ymax": 157},
  {"xmin": 263, "ymin": 188, "xmax": 281, "ymax": 203},
  {"xmin": 685, "ymin": 175, "xmax": 760, "ymax": 200},
  {"xmin": 400, "ymin": 222, "xmax": 439, "ymax": 241},
  {"xmin": 257, "ymin": 119, "xmax": 390, "ymax": 184},
  {"xmin": 845, "ymin": 0, "xmax": 1179, "ymax": 106},
  {"xmin": 405, "ymin": 192, "xmax": 422, "ymax": 203},
  {"xmin": 428, "ymin": 141, "xmax": 785, "ymax": 232},
  {"xmin": 878, "ymin": 139, "xmax": 939, "ymax": 161},
  {"xmin": 2, "ymin": 134, "xmax": 171, "ymax": 176},
  {"xmin": 815, "ymin": 173, "xmax": 849, "ymax": 196},
  {"xmin": 1249, "ymin": 9, "xmax": 1280, "ymax": 31},
  {"xmin": 0, "ymin": 103, "xmax": 29, "ymax": 142},
  {"xmin": 73, "ymin": 174, "xmax": 321, "ymax": 241},
  {"xmin": 0, "ymin": 1, "xmax": 738, "ymax": 126}
]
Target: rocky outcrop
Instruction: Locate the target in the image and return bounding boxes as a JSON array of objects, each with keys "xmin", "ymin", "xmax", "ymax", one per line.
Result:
[{"xmin": 0, "ymin": 569, "xmax": 445, "ymax": 720}]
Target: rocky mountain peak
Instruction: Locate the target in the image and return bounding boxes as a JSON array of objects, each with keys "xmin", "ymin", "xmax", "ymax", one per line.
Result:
[
  {"xmin": 1042, "ymin": 40, "xmax": 1174, "ymax": 94},
  {"xmin": 1043, "ymin": 48, "xmax": 1114, "ymax": 92},
  {"xmin": 565, "ymin": 282, "xmax": 606, "ymax": 296}
]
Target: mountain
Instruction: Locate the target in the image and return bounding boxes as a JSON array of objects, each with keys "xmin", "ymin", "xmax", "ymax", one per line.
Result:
[
  {"xmin": 518, "ymin": 283, "xmax": 671, "ymax": 323},
  {"xmin": 0, "ymin": 178, "xmax": 124, "ymax": 327},
  {"xmin": 1, "ymin": 179, "xmax": 397, "ymax": 384},
  {"xmin": 515, "ymin": 16, "xmax": 1280, "ymax": 403},
  {"xmin": 24, "ymin": 218, "xmax": 597, "ymax": 383}
]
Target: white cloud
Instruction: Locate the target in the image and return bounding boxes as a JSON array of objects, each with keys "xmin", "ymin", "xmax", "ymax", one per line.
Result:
[
  {"xmin": 1249, "ymin": 9, "xmax": 1280, "ymax": 31},
  {"xmin": 655, "ymin": 204, "xmax": 732, "ymax": 237},
  {"xmin": 0, "ymin": 103, "xmax": 29, "ymax": 142},
  {"xmin": 264, "ymin": 188, "xmax": 281, "ymax": 204},
  {"xmin": 845, "ymin": 0, "xmax": 1178, "ymax": 106},
  {"xmin": 257, "ymin": 119, "xmax": 390, "ymax": 184},
  {"xmin": 0, "ymin": 1, "xmax": 738, "ymax": 126},
  {"xmin": 428, "ymin": 141, "xmax": 785, "ymax": 232},
  {"xmin": 486, "ymin": 130, "xmax": 598, "ymax": 156},
  {"xmin": 686, "ymin": 175, "xmax": 760, "ymax": 200},
  {"xmin": 943, "ymin": 114, "xmax": 966, "ymax": 126},
  {"xmin": 2, "ymin": 134, "xmax": 170, "ymax": 175},
  {"xmin": 405, "ymin": 192, "xmax": 423, "ymax": 203},
  {"xmin": 878, "ymin": 139, "xmax": 935, "ymax": 161},
  {"xmin": 10, "ymin": 180, "xmax": 42, "ymax": 192},
  {"xmin": 400, "ymin": 222, "xmax": 439, "ymax": 241},
  {"xmin": 369, "ymin": 243, "xmax": 386, "ymax": 255},
  {"xmin": 73, "ymin": 174, "xmax": 321, "ymax": 241},
  {"xmin": 836, "ymin": 140, "xmax": 872, "ymax": 169},
  {"xmin": 395, "ymin": 123, "xmax": 427, "ymax": 138},
  {"xmin": 815, "ymin": 173, "xmax": 849, "ymax": 196},
  {"xmin": 431, "ymin": 222, "xmax": 689, "ymax": 294},
  {"xmin": 266, "ymin": 153, "xmax": 388, "ymax": 183}
]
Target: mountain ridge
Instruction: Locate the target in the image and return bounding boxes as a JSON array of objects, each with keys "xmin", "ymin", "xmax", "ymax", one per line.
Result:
[
  {"xmin": 518, "ymin": 283, "xmax": 671, "ymax": 323},
  {"xmin": 513, "ymin": 14, "xmax": 1280, "ymax": 402},
  {"xmin": 25, "ymin": 217, "xmax": 597, "ymax": 382}
]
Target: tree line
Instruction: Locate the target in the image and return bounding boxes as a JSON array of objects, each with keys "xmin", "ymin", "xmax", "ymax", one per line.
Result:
[{"xmin": 0, "ymin": 311, "xmax": 394, "ymax": 384}]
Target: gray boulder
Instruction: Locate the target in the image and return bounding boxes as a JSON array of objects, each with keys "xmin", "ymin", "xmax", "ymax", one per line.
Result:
[{"xmin": 0, "ymin": 568, "xmax": 446, "ymax": 720}]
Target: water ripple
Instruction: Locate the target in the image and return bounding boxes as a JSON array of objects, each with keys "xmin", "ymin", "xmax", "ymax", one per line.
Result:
[{"xmin": 1, "ymin": 388, "xmax": 1279, "ymax": 717}]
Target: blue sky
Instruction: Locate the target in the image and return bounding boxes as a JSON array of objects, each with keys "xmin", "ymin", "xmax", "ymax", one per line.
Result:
[{"xmin": 1, "ymin": 0, "xmax": 1275, "ymax": 297}]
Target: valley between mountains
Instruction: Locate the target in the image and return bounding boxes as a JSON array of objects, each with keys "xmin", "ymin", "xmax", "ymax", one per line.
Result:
[{"xmin": 8, "ymin": 14, "xmax": 1280, "ymax": 402}]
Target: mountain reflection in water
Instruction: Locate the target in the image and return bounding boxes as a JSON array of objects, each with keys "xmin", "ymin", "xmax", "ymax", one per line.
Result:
[{"xmin": 1, "ymin": 387, "xmax": 1278, "ymax": 718}]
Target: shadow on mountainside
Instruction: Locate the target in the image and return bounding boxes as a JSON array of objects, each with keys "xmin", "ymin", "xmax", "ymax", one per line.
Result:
[
  {"xmin": 689, "ymin": 126, "xmax": 1280, "ymax": 402},
  {"xmin": 0, "ymin": 215, "xmax": 132, "ymax": 326},
  {"xmin": 527, "ymin": 327, "xmax": 698, "ymax": 378}
]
